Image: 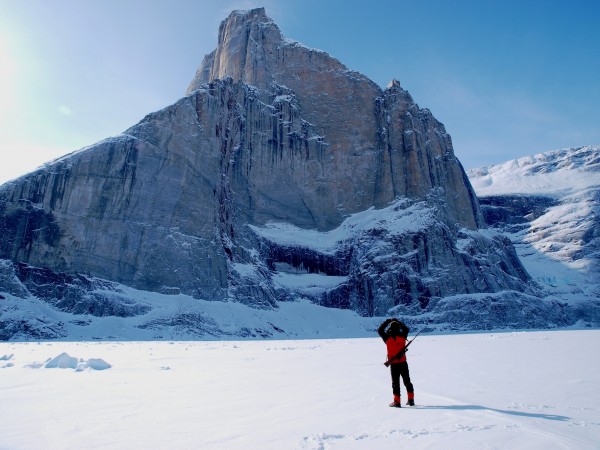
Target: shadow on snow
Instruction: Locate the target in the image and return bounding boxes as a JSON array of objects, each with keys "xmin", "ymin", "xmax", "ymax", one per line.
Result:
[{"xmin": 415, "ymin": 404, "xmax": 570, "ymax": 421}]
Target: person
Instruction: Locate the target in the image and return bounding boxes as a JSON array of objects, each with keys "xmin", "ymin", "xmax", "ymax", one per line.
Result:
[{"xmin": 378, "ymin": 318, "xmax": 415, "ymax": 407}]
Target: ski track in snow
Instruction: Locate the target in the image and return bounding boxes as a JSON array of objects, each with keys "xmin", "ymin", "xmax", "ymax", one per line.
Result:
[{"xmin": 0, "ymin": 330, "xmax": 599, "ymax": 449}]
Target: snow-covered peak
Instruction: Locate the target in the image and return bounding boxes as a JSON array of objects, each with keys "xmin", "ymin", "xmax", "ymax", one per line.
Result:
[{"xmin": 467, "ymin": 145, "xmax": 600, "ymax": 197}]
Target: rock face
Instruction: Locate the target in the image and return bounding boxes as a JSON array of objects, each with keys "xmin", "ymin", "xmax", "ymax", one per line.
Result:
[
  {"xmin": 0, "ymin": 8, "xmax": 544, "ymax": 337},
  {"xmin": 187, "ymin": 9, "xmax": 483, "ymax": 230}
]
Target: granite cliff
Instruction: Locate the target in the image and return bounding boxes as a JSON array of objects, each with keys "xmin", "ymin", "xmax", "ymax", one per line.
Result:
[{"xmin": 1, "ymin": 9, "xmax": 571, "ymax": 339}]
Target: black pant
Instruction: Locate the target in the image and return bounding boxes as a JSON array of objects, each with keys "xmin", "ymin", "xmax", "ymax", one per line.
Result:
[{"xmin": 390, "ymin": 361, "xmax": 414, "ymax": 397}]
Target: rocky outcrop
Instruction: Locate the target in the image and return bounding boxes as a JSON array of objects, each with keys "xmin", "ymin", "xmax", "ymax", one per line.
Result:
[
  {"xmin": 251, "ymin": 197, "xmax": 533, "ymax": 317},
  {"xmin": 0, "ymin": 8, "xmax": 542, "ymax": 338},
  {"xmin": 478, "ymin": 195, "xmax": 559, "ymax": 233}
]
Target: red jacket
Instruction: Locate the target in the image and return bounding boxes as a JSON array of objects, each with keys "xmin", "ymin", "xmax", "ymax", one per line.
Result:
[
  {"xmin": 385, "ymin": 336, "xmax": 407, "ymax": 363},
  {"xmin": 378, "ymin": 319, "xmax": 410, "ymax": 364}
]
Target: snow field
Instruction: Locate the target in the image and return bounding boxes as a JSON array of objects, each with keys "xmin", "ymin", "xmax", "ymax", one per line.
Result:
[
  {"xmin": 467, "ymin": 145, "xmax": 600, "ymax": 198},
  {"xmin": 0, "ymin": 330, "xmax": 599, "ymax": 449}
]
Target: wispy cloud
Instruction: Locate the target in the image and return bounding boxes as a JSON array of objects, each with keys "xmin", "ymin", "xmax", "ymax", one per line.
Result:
[{"xmin": 58, "ymin": 105, "xmax": 72, "ymax": 116}]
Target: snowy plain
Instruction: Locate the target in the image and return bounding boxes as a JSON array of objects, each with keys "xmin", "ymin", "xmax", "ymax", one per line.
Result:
[{"xmin": 1, "ymin": 330, "xmax": 599, "ymax": 449}]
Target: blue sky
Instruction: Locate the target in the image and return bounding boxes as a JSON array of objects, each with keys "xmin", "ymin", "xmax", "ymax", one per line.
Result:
[{"xmin": 1, "ymin": 0, "xmax": 598, "ymax": 183}]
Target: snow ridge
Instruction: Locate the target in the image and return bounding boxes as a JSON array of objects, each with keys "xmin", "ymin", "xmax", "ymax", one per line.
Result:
[{"xmin": 467, "ymin": 145, "xmax": 600, "ymax": 197}]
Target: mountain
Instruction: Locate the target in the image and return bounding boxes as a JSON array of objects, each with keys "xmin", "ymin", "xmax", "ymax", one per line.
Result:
[
  {"xmin": 467, "ymin": 145, "xmax": 600, "ymax": 324},
  {"xmin": 0, "ymin": 8, "xmax": 581, "ymax": 340}
]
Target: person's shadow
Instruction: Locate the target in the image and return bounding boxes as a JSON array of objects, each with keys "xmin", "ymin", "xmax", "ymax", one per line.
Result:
[{"xmin": 416, "ymin": 404, "xmax": 570, "ymax": 421}]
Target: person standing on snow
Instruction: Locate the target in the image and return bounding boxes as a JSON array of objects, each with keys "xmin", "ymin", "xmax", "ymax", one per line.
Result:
[{"xmin": 378, "ymin": 318, "xmax": 415, "ymax": 407}]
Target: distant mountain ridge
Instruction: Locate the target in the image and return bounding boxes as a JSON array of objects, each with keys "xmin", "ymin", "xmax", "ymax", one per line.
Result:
[
  {"xmin": 467, "ymin": 145, "xmax": 600, "ymax": 322},
  {"xmin": 468, "ymin": 145, "xmax": 600, "ymax": 196}
]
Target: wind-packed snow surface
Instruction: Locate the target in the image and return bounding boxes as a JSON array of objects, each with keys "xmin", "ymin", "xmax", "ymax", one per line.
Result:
[{"xmin": 1, "ymin": 330, "xmax": 598, "ymax": 449}]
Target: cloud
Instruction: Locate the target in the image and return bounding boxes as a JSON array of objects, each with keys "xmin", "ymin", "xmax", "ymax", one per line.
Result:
[{"xmin": 58, "ymin": 105, "xmax": 72, "ymax": 116}]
